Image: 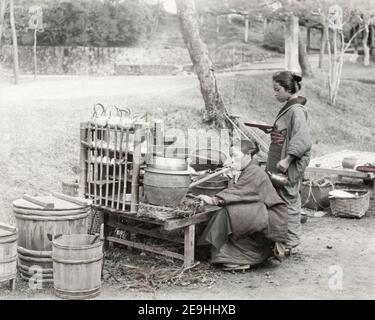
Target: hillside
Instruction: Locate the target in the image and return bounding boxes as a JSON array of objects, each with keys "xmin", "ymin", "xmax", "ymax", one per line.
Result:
[{"xmin": 142, "ymin": 12, "xmax": 283, "ymax": 67}]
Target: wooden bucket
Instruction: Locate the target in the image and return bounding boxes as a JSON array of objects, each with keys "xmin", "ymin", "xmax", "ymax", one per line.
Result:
[
  {"xmin": 13, "ymin": 195, "xmax": 90, "ymax": 284},
  {"xmin": 0, "ymin": 222, "xmax": 17, "ymax": 287},
  {"xmin": 52, "ymin": 234, "xmax": 103, "ymax": 299}
]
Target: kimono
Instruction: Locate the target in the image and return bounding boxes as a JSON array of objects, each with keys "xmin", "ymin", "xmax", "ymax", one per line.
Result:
[
  {"xmin": 266, "ymin": 96, "xmax": 312, "ymax": 248},
  {"xmin": 198, "ymin": 162, "xmax": 288, "ymax": 266}
]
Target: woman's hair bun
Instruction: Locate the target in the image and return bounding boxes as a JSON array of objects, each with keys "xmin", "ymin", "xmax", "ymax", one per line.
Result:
[{"xmin": 292, "ymin": 72, "xmax": 302, "ymax": 82}]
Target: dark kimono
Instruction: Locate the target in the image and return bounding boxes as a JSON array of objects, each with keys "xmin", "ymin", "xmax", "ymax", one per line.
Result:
[
  {"xmin": 198, "ymin": 162, "xmax": 288, "ymax": 266},
  {"xmin": 266, "ymin": 96, "xmax": 312, "ymax": 248}
]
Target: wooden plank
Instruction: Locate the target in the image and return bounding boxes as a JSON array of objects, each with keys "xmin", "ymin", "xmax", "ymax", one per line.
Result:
[
  {"xmin": 22, "ymin": 194, "xmax": 54, "ymax": 209},
  {"xmin": 105, "ymin": 125, "xmax": 111, "ymax": 207},
  {"xmin": 184, "ymin": 224, "xmax": 195, "ymax": 267},
  {"xmin": 132, "ymin": 123, "xmax": 143, "ymax": 214},
  {"xmin": 122, "ymin": 128, "xmax": 130, "ymax": 211},
  {"xmin": 79, "ymin": 123, "xmax": 88, "ymax": 198},
  {"xmin": 164, "ymin": 207, "xmax": 220, "ymax": 231},
  {"xmin": 305, "ymin": 166, "xmax": 373, "ymax": 179},
  {"xmin": 107, "ymin": 236, "xmax": 184, "ymax": 261},
  {"xmin": 51, "ymin": 192, "xmax": 92, "ymax": 207},
  {"xmin": 99, "ymin": 207, "xmax": 165, "ymax": 225},
  {"xmin": 107, "ymin": 221, "xmax": 184, "ymax": 244}
]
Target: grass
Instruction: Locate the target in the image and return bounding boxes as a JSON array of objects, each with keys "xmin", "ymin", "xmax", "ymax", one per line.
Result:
[{"xmin": 0, "ymin": 61, "xmax": 374, "ymax": 226}]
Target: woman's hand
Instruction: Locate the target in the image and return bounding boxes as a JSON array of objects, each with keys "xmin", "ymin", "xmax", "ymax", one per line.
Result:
[
  {"xmin": 196, "ymin": 195, "xmax": 216, "ymax": 205},
  {"xmin": 276, "ymin": 155, "xmax": 295, "ymax": 173}
]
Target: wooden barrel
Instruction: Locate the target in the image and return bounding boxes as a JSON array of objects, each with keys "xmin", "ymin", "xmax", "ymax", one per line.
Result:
[
  {"xmin": 13, "ymin": 195, "xmax": 90, "ymax": 284},
  {"xmin": 52, "ymin": 234, "xmax": 103, "ymax": 299},
  {"xmin": 0, "ymin": 223, "xmax": 17, "ymax": 285}
]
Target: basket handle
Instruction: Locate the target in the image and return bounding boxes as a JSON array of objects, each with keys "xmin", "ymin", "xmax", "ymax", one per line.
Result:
[{"xmin": 92, "ymin": 103, "xmax": 105, "ymax": 118}]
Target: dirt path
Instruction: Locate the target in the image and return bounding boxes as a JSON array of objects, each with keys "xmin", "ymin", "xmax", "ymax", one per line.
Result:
[{"xmin": 1, "ymin": 214, "xmax": 374, "ymax": 300}]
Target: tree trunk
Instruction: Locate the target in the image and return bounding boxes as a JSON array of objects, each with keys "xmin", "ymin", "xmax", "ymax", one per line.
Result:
[
  {"xmin": 175, "ymin": 0, "xmax": 229, "ymax": 128},
  {"xmin": 9, "ymin": 0, "xmax": 19, "ymax": 84},
  {"xmin": 263, "ymin": 18, "xmax": 268, "ymax": 34},
  {"xmin": 0, "ymin": 0, "xmax": 6, "ymax": 45},
  {"xmin": 284, "ymin": 15, "xmax": 300, "ymax": 72},
  {"xmin": 298, "ymin": 36, "xmax": 313, "ymax": 78},
  {"xmin": 362, "ymin": 19, "xmax": 370, "ymax": 66},
  {"xmin": 319, "ymin": 20, "xmax": 328, "ymax": 69}
]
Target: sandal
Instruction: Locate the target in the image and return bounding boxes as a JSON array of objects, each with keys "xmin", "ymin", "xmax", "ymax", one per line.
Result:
[
  {"xmin": 273, "ymin": 242, "xmax": 286, "ymax": 261},
  {"xmin": 221, "ymin": 264, "xmax": 250, "ymax": 272}
]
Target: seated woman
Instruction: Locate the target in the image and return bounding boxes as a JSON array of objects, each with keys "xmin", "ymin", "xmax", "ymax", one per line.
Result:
[{"xmin": 197, "ymin": 139, "xmax": 288, "ymax": 271}]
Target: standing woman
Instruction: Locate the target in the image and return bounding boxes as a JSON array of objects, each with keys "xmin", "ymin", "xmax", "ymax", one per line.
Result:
[{"xmin": 265, "ymin": 71, "xmax": 312, "ymax": 252}]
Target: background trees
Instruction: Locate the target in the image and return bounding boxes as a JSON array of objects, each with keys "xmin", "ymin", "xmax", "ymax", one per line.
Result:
[{"xmin": 0, "ymin": 0, "xmax": 157, "ymax": 47}]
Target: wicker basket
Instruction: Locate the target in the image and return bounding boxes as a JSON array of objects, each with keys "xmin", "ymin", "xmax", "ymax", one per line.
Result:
[
  {"xmin": 329, "ymin": 189, "xmax": 370, "ymax": 218},
  {"xmin": 334, "ymin": 182, "xmax": 374, "ymax": 216}
]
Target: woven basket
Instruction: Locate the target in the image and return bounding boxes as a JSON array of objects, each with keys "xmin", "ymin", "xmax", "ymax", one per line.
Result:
[
  {"xmin": 329, "ymin": 189, "xmax": 370, "ymax": 218},
  {"xmin": 334, "ymin": 182, "xmax": 374, "ymax": 216}
]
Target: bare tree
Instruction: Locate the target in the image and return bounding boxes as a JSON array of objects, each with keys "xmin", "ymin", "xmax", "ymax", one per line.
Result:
[
  {"xmin": 299, "ymin": 35, "xmax": 313, "ymax": 77},
  {"xmin": 320, "ymin": 5, "xmax": 366, "ymax": 105},
  {"xmin": 318, "ymin": 16, "xmax": 328, "ymax": 68},
  {"xmin": 284, "ymin": 14, "xmax": 300, "ymax": 72},
  {"xmin": 0, "ymin": 0, "xmax": 6, "ymax": 44},
  {"xmin": 9, "ymin": 0, "xmax": 19, "ymax": 84},
  {"xmin": 175, "ymin": 0, "xmax": 229, "ymax": 128},
  {"xmin": 362, "ymin": 13, "xmax": 370, "ymax": 66}
]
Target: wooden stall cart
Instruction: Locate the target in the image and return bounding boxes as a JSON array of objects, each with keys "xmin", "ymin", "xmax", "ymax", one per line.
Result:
[
  {"xmin": 104, "ymin": 204, "xmax": 219, "ymax": 267},
  {"xmin": 79, "ymin": 120, "xmax": 219, "ymax": 267}
]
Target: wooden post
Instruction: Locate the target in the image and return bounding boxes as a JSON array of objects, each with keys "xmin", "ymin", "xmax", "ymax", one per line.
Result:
[
  {"xmin": 244, "ymin": 15, "xmax": 249, "ymax": 43},
  {"xmin": 9, "ymin": 0, "xmax": 19, "ymax": 84},
  {"xmin": 184, "ymin": 224, "xmax": 195, "ymax": 267},
  {"xmin": 132, "ymin": 123, "xmax": 143, "ymax": 214},
  {"xmin": 79, "ymin": 123, "xmax": 88, "ymax": 198},
  {"xmin": 306, "ymin": 27, "xmax": 311, "ymax": 53},
  {"xmin": 371, "ymin": 26, "xmax": 375, "ymax": 48},
  {"xmin": 10, "ymin": 278, "xmax": 16, "ymax": 291},
  {"xmin": 216, "ymin": 15, "xmax": 220, "ymax": 34},
  {"xmin": 33, "ymin": 28, "xmax": 37, "ymax": 78},
  {"xmin": 284, "ymin": 15, "xmax": 300, "ymax": 72},
  {"xmin": 153, "ymin": 119, "xmax": 164, "ymax": 158}
]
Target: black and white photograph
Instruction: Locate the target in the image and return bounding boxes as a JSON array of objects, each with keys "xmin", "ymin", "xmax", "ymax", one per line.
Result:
[{"xmin": 0, "ymin": 0, "xmax": 374, "ymax": 303}]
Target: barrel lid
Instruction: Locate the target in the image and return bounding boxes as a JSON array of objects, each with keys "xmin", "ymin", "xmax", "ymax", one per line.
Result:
[
  {"xmin": 13, "ymin": 195, "xmax": 89, "ymax": 211},
  {"xmin": 0, "ymin": 222, "xmax": 17, "ymax": 237}
]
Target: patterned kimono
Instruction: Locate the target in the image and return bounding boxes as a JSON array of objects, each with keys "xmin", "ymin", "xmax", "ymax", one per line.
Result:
[
  {"xmin": 198, "ymin": 162, "xmax": 288, "ymax": 266},
  {"xmin": 266, "ymin": 96, "xmax": 312, "ymax": 248}
]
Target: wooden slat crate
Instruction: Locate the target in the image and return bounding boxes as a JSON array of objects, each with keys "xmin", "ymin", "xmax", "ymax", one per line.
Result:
[{"xmin": 80, "ymin": 121, "xmax": 151, "ymax": 214}]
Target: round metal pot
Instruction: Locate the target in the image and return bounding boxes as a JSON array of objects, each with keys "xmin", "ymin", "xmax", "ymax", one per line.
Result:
[
  {"xmin": 191, "ymin": 175, "xmax": 229, "ymax": 196},
  {"xmin": 143, "ymin": 167, "xmax": 191, "ymax": 207}
]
